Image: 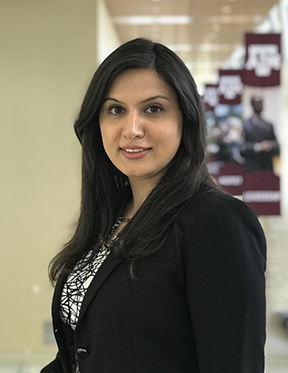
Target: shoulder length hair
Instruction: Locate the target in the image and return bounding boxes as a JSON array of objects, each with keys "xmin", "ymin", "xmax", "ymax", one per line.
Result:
[{"xmin": 49, "ymin": 38, "xmax": 216, "ymax": 282}]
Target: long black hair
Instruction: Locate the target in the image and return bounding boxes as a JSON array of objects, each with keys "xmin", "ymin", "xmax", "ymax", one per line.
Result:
[{"xmin": 49, "ymin": 38, "xmax": 216, "ymax": 282}]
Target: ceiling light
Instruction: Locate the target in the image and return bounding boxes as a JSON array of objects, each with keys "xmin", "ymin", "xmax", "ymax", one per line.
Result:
[
  {"xmin": 205, "ymin": 15, "xmax": 258, "ymax": 24},
  {"xmin": 221, "ymin": 5, "xmax": 232, "ymax": 13},
  {"xmin": 114, "ymin": 15, "xmax": 193, "ymax": 25}
]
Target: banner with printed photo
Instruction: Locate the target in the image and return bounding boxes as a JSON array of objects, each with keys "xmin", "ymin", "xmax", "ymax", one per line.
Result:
[
  {"xmin": 205, "ymin": 73, "xmax": 281, "ymax": 214},
  {"xmin": 206, "ymin": 101, "xmax": 245, "ymax": 196},
  {"xmin": 241, "ymin": 92, "xmax": 281, "ymax": 215},
  {"xmin": 205, "ymin": 70, "xmax": 245, "ymax": 195},
  {"xmin": 240, "ymin": 33, "xmax": 282, "ymax": 215}
]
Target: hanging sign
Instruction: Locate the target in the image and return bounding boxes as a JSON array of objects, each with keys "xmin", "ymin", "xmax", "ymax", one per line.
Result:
[
  {"xmin": 203, "ymin": 84, "xmax": 219, "ymax": 111},
  {"xmin": 218, "ymin": 69, "xmax": 243, "ymax": 105},
  {"xmin": 244, "ymin": 33, "xmax": 281, "ymax": 87}
]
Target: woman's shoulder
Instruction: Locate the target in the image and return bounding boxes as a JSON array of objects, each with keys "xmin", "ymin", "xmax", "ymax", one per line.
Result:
[
  {"xmin": 177, "ymin": 185, "xmax": 266, "ymax": 261},
  {"xmin": 179, "ymin": 185, "xmax": 262, "ymax": 230},
  {"xmin": 183, "ymin": 185, "xmax": 247, "ymax": 211}
]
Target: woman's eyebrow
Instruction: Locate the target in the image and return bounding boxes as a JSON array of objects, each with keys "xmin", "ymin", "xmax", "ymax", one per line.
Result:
[
  {"xmin": 142, "ymin": 95, "xmax": 170, "ymax": 103},
  {"xmin": 103, "ymin": 95, "xmax": 170, "ymax": 104},
  {"xmin": 103, "ymin": 97, "xmax": 123, "ymax": 104}
]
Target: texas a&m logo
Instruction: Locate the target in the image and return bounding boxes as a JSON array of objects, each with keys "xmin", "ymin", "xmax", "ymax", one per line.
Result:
[
  {"xmin": 218, "ymin": 75, "xmax": 243, "ymax": 100},
  {"xmin": 244, "ymin": 33, "xmax": 281, "ymax": 87},
  {"xmin": 245, "ymin": 44, "xmax": 281, "ymax": 77}
]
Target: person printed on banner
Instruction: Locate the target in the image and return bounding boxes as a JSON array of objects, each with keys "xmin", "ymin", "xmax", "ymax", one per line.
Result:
[{"xmin": 241, "ymin": 96, "xmax": 280, "ymax": 174}]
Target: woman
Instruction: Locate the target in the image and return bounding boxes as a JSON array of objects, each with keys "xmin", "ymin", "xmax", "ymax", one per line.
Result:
[{"xmin": 42, "ymin": 38, "xmax": 266, "ymax": 373}]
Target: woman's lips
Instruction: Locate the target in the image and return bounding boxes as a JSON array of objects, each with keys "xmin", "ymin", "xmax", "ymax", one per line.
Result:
[{"xmin": 120, "ymin": 147, "xmax": 151, "ymax": 159}]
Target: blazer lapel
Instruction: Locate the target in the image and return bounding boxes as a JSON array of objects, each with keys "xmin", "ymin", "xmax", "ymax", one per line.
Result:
[
  {"xmin": 77, "ymin": 252, "xmax": 124, "ymax": 326},
  {"xmin": 52, "ymin": 271, "xmax": 69, "ymax": 330},
  {"xmin": 52, "ymin": 252, "xmax": 124, "ymax": 331}
]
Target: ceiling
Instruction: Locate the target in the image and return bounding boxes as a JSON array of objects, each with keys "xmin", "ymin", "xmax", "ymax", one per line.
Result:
[{"xmin": 105, "ymin": 0, "xmax": 280, "ymax": 87}]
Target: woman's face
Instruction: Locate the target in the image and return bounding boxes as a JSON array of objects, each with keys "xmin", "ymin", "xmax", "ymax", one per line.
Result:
[{"xmin": 99, "ymin": 69, "xmax": 182, "ymax": 186}]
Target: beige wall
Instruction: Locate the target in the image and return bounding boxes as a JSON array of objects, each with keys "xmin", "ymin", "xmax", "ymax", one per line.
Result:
[{"xmin": 0, "ymin": 0, "xmax": 98, "ymax": 352}]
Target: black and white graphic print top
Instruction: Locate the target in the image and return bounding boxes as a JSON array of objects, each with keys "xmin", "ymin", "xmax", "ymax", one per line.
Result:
[{"xmin": 59, "ymin": 218, "xmax": 124, "ymax": 330}]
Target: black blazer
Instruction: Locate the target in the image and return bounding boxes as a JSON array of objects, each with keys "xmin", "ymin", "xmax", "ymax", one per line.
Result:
[
  {"xmin": 42, "ymin": 187, "xmax": 266, "ymax": 373},
  {"xmin": 242, "ymin": 116, "xmax": 279, "ymax": 173}
]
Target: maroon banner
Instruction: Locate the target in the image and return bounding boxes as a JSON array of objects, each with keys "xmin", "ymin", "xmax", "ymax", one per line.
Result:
[
  {"xmin": 203, "ymin": 84, "xmax": 219, "ymax": 111},
  {"xmin": 215, "ymin": 162, "xmax": 244, "ymax": 196},
  {"xmin": 206, "ymin": 102, "xmax": 246, "ymax": 196},
  {"xmin": 242, "ymin": 170, "xmax": 280, "ymax": 215},
  {"xmin": 244, "ymin": 33, "xmax": 281, "ymax": 87},
  {"xmin": 218, "ymin": 70, "xmax": 243, "ymax": 105}
]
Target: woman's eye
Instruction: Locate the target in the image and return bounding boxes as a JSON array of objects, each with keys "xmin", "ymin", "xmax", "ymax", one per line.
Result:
[
  {"xmin": 146, "ymin": 105, "xmax": 162, "ymax": 114},
  {"xmin": 109, "ymin": 106, "xmax": 124, "ymax": 115}
]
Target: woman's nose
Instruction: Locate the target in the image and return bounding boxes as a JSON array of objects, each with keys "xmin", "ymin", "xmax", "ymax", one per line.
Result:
[{"xmin": 122, "ymin": 111, "xmax": 144, "ymax": 139}]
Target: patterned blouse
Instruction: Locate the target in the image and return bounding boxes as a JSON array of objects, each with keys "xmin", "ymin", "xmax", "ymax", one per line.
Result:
[
  {"xmin": 59, "ymin": 246, "xmax": 110, "ymax": 330},
  {"xmin": 58, "ymin": 218, "xmax": 126, "ymax": 372},
  {"xmin": 59, "ymin": 218, "xmax": 124, "ymax": 330}
]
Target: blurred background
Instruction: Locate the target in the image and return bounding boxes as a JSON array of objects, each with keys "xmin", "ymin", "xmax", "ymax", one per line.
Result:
[{"xmin": 0, "ymin": 0, "xmax": 288, "ymax": 371}]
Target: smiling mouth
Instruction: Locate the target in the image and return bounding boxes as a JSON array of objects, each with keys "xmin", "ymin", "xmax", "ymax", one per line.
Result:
[
  {"xmin": 123, "ymin": 149, "xmax": 146, "ymax": 153},
  {"xmin": 120, "ymin": 147, "xmax": 151, "ymax": 159}
]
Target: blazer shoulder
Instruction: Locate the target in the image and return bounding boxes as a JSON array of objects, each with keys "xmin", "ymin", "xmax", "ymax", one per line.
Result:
[
  {"xmin": 181, "ymin": 187, "xmax": 251, "ymax": 219},
  {"xmin": 178, "ymin": 186, "xmax": 267, "ymax": 270},
  {"xmin": 179, "ymin": 187, "xmax": 264, "ymax": 241}
]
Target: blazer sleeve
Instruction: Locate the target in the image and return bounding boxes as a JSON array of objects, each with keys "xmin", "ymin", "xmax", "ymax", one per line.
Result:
[{"xmin": 184, "ymin": 192, "xmax": 266, "ymax": 373}]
